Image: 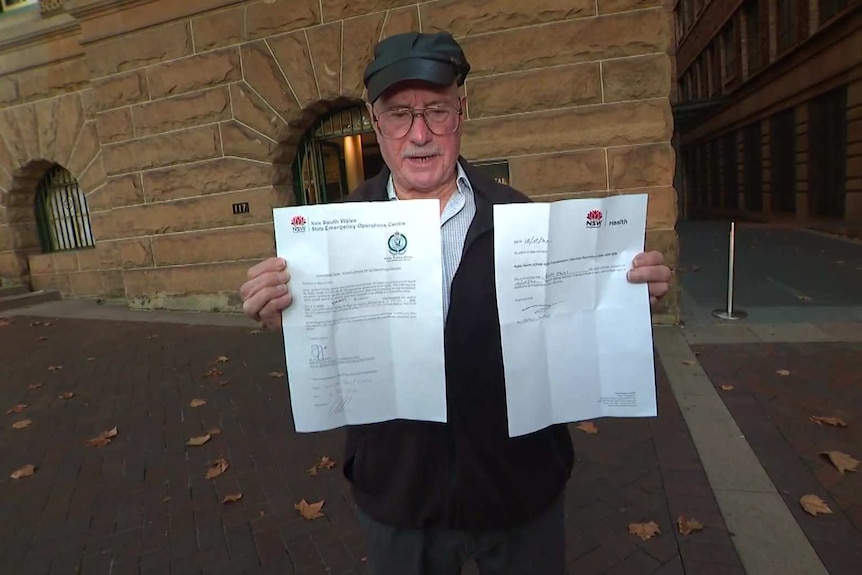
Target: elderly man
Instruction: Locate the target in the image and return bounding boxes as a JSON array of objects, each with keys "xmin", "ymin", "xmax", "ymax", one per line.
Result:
[{"xmin": 240, "ymin": 31, "xmax": 671, "ymax": 575}]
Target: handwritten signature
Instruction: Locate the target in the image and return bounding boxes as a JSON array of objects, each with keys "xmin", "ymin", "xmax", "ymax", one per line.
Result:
[
  {"xmin": 310, "ymin": 344, "xmax": 328, "ymax": 361},
  {"xmin": 521, "ymin": 301, "xmax": 564, "ymax": 316},
  {"xmin": 328, "ymin": 393, "xmax": 355, "ymax": 416}
]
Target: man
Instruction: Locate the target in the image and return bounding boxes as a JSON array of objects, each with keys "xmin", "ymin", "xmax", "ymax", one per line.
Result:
[{"xmin": 240, "ymin": 31, "xmax": 671, "ymax": 575}]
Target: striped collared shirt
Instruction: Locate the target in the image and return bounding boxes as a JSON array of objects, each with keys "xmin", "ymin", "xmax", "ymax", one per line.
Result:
[{"xmin": 387, "ymin": 162, "xmax": 476, "ymax": 316}]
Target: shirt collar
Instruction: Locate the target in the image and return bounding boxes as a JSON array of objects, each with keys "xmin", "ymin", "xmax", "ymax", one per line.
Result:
[{"xmin": 386, "ymin": 161, "xmax": 473, "ymax": 202}]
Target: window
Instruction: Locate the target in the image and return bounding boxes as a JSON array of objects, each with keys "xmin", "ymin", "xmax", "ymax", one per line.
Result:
[
  {"xmin": 722, "ymin": 22, "xmax": 737, "ymax": 81},
  {"xmin": 34, "ymin": 165, "xmax": 95, "ymax": 252},
  {"xmin": 819, "ymin": 0, "xmax": 849, "ymax": 23},
  {"xmin": 745, "ymin": 0, "xmax": 762, "ymax": 74},
  {"xmin": 808, "ymin": 87, "xmax": 847, "ymax": 217},
  {"xmin": 770, "ymin": 108, "xmax": 796, "ymax": 212},
  {"xmin": 0, "ymin": 0, "xmax": 39, "ymax": 13},
  {"xmin": 743, "ymin": 122, "xmax": 763, "ymax": 211},
  {"xmin": 777, "ymin": 0, "xmax": 797, "ymax": 53},
  {"xmin": 293, "ymin": 106, "xmax": 383, "ymax": 205},
  {"xmin": 723, "ymin": 132, "xmax": 739, "ymax": 209}
]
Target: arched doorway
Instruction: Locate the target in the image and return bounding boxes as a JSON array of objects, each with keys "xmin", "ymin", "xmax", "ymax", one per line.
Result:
[
  {"xmin": 292, "ymin": 105, "xmax": 384, "ymax": 205},
  {"xmin": 34, "ymin": 164, "xmax": 95, "ymax": 252}
]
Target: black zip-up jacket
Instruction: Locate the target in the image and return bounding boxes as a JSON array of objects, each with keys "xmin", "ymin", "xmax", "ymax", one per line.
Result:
[{"xmin": 340, "ymin": 157, "xmax": 576, "ymax": 530}]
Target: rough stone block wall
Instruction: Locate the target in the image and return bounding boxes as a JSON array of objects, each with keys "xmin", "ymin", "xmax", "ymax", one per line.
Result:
[{"xmin": 0, "ymin": 0, "xmax": 679, "ymax": 319}]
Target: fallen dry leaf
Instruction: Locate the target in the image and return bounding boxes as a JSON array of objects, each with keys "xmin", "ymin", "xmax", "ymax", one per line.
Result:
[
  {"xmin": 250, "ymin": 329, "xmax": 262, "ymax": 335},
  {"xmin": 677, "ymin": 515, "xmax": 704, "ymax": 535},
  {"xmin": 48, "ymin": 365, "xmax": 63, "ymax": 371},
  {"xmin": 206, "ymin": 458, "xmax": 229, "ymax": 479},
  {"xmin": 294, "ymin": 498, "xmax": 325, "ymax": 520},
  {"xmin": 820, "ymin": 451, "xmax": 860, "ymax": 474},
  {"xmin": 221, "ymin": 493, "xmax": 243, "ymax": 504},
  {"xmin": 86, "ymin": 426, "xmax": 118, "ymax": 447},
  {"xmin": 628, "ymin": 521, "xmax": 661, "ymax": 541},
  {"xmin": 776, "ymin": 369, "xmax": 791, "ymax": 376},
  {"xmin": 29, "ymin": 321, "xmax": 41, "ymax": 326},
  {"xmin": 190, "ymin": 398, "xmax": 207, "ymax": 408},
  {"xmin": 58, "ymin": 392, "xmax": 75, "ymax": 400},
  {"xmin": 43, "ymin": 321, "xmax": 52, "ymax": 327},
  {"xmin": 0, "ymin": 318, "xmax": 12, "ymax": 327},
  {"xmin": 207, "ymin": 428, "xmax": 221, "ymax": 436},
  {"xmin": 218, "ymin": 380, "xmax": 229, "ymax": 387},
  {"xmin": 161, "ymin": 496, "xmax": 171, "ymax": 504},
  {"xmin": 10, "ymin": 464, "xmax": 35, "ymax": 479},
  {"xmin": 800, "ymin": 494, "xmax": 832, "ymax": 516},
  {"xmin": 318, "ymin": 456, "xmax": 336, "ymax": 469},
  {"xmin": 681, "ymin": 360, "xmax": 696, "ymax": 366},
  {"xmin": 38, "ymin": 336, "xmax": 48, "ymax": 341},
  {"xmin": 810, "ymin": 416, "xmax": 847, "ymax": 428},
  {"xmin": 217, "ymin": 356, "xmax": 230, "ymax": 363},
  {"xmin": 720, "ymin": 385, "xmax": 735, "ymax": 391},
  {"xmin": 576, "ymin": 421, "xmax": 598, "ymax": 434},
  {"xmin": 308, "ymin": 456, "xmax": 337, "ymax": 477},
  {"xmin": 203, "ymin": 368, "xmax": 222, "ymax": 377},
  {"xmin": 11, "ymin": 419, "xmax": 32, "ymax": 429},
  {"xmin": 6, "ymin": 404, "xmax": 27, "ymax": 414},
  {"xmin": 87, "ymin": 357, "xmax": 96, "ymax": 361},
  {"xmin": 28, "ymin": 383, "xmax": 42, "ymax": 390},
  {"xmin": 269, "ymin": 371, "xmax": 284, "ymax": 378},
  {"xmin": 187, "ymin": 434, "xmax": 212, "ymax": 446}
]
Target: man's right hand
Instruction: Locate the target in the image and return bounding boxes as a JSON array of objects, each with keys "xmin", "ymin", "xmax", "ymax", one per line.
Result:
[{"xmin": 240, "ymin": 257, "xmax": 292, "ymax": 330}]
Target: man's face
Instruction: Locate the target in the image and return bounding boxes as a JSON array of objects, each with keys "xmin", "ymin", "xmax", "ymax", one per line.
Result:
[{"xmin": 369, "ymin": 81, "xmax": 464, "ymax": 195}]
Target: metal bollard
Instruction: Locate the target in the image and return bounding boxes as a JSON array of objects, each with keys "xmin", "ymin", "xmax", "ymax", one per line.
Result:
[{"xmin": 712, "ymin": 221, "xmax": 747, "ymax": 320}]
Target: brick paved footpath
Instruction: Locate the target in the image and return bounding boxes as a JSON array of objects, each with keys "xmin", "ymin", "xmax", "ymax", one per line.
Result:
[
  {"xmin": 694, "ymin": 341, "xmax": 862, "ymax": 575},
  {"xmin": 0, "ymin": 314, "xmax": 742, "ymax": 575}
]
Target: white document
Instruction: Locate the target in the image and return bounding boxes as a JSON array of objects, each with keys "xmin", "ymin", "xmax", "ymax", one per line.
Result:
[
  {"xmin": 273, "ymin": 199, "xmax": 447, "ymax": 433},
  {"xmin": 494, "ymin": 194, "xmax": 657, "ymax": 438}
]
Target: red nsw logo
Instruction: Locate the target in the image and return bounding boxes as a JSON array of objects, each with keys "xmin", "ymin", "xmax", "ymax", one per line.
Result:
[{"xmin": 586, "ymin": 209, "xmax": 603, "ymax": 228}]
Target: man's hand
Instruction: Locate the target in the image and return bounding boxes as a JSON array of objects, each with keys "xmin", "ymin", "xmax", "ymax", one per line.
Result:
[
  {"xmin": 626, "ymin": 250, "xmax": 671, "ymax": 309},
  {"xmin": 240, "ymin": 257, "xmax": 292, "ymax": 330}
]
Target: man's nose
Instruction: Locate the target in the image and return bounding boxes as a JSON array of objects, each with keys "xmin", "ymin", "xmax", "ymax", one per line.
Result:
[{"xmin": 407, "ymin": 113, "xmax": 432, "ymax": 144}]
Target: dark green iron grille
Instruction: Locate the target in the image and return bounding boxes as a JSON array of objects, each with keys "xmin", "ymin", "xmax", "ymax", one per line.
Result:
[{"xmin": 34, "ymin": 165, "xmax": 95, "ymax": 252}]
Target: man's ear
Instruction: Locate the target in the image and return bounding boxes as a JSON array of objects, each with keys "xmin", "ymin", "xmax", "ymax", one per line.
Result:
[{"xmin": 366, "ymin": 102, "xmax": 381, "ymax": 136}]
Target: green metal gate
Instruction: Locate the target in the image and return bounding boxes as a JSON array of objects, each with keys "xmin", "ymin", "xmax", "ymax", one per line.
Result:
[{"xmin": 34, "ymin": 165, "xmax": 95, "ymax": 252}]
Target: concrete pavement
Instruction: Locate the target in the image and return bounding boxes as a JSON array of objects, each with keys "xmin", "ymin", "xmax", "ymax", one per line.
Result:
[{"xmin": 0, "ymin": 219, "xmax": 860, "ymax": 575}]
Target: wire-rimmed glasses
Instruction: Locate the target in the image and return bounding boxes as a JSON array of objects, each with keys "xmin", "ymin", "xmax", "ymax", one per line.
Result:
[{"xmin": 373, "ymin": 105, "xmax": 463, "ymax": 139}]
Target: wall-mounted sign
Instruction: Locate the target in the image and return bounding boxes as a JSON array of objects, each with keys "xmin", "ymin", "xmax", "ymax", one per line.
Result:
[
  {"xmin": 473, "ymin": 160, "xmax": 510, "ymax": 186},
  {"xmin": 232, "ymin": 202, "xmax": 250, "ymax": 215}
]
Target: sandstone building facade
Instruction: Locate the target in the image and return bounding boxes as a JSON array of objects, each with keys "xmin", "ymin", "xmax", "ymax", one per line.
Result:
[
  {"xmin": 0, "ymin": 0, "xmax": 680, "ymax": 321},
  {"xmin": 673, "ymin": 0, "xmax": 862, "ymax": 222}
]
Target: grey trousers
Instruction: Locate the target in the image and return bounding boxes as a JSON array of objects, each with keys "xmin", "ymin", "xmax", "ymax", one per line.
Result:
[{"xmin": 356, "ymin": 494, "xmax": 566, "ymax": 575}]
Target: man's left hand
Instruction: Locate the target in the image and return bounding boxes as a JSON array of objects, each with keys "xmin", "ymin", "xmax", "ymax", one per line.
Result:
[{"xmin": 627, "ymin": 251, "xmax": 672, "ymax": 309}]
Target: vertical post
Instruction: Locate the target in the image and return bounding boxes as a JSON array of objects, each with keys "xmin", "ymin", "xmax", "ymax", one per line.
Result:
[
  {"xmin": 712, "ymin": 221, "xmax": 747, "ymax": 320},
  {"xmin": 726, "ymin": 221, "xmax": 735, "ymax": 315}
]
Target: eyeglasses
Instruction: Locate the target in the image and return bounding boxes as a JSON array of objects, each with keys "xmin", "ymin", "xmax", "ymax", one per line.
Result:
[{"xmin": 373, "ymin": 105, "xmax": 463, "ymax": 139}]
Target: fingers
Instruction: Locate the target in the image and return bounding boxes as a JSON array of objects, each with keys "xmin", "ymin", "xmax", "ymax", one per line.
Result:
[
  {"xmin": 242, "ymin": 281, "xmax": 290, "ymax": 319},
  {"xmin": 632, "ymin": 250, "xmax": 663, "ymax": 268},
  {"xmin": 240, "ymin": 257, "xmax": 292, "ymax": 328},
  {"xmin": 648, "ymin": 281, "xmax": 669, "ymax": 300},
  {"xmin": 627, "ymin": 263, "xmax": 672, "ymax": 284},
  {"xmin": 257, "ymin": 292, "xmax": 293, "ymax": 330},
  {"xmin": 247, "ymin": 257, "xmax": 286, "ymax": 281}
]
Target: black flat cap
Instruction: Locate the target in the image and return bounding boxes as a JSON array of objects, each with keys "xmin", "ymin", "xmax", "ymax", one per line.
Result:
[{"xmin": 363, "ymin": 32, "xmax": 471, "ymax": 103}]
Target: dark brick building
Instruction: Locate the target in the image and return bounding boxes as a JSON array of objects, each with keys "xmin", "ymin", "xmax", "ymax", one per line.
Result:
[{"xmin": 672, "ymin": 0, "xmax": 862, "ymax": 223}]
